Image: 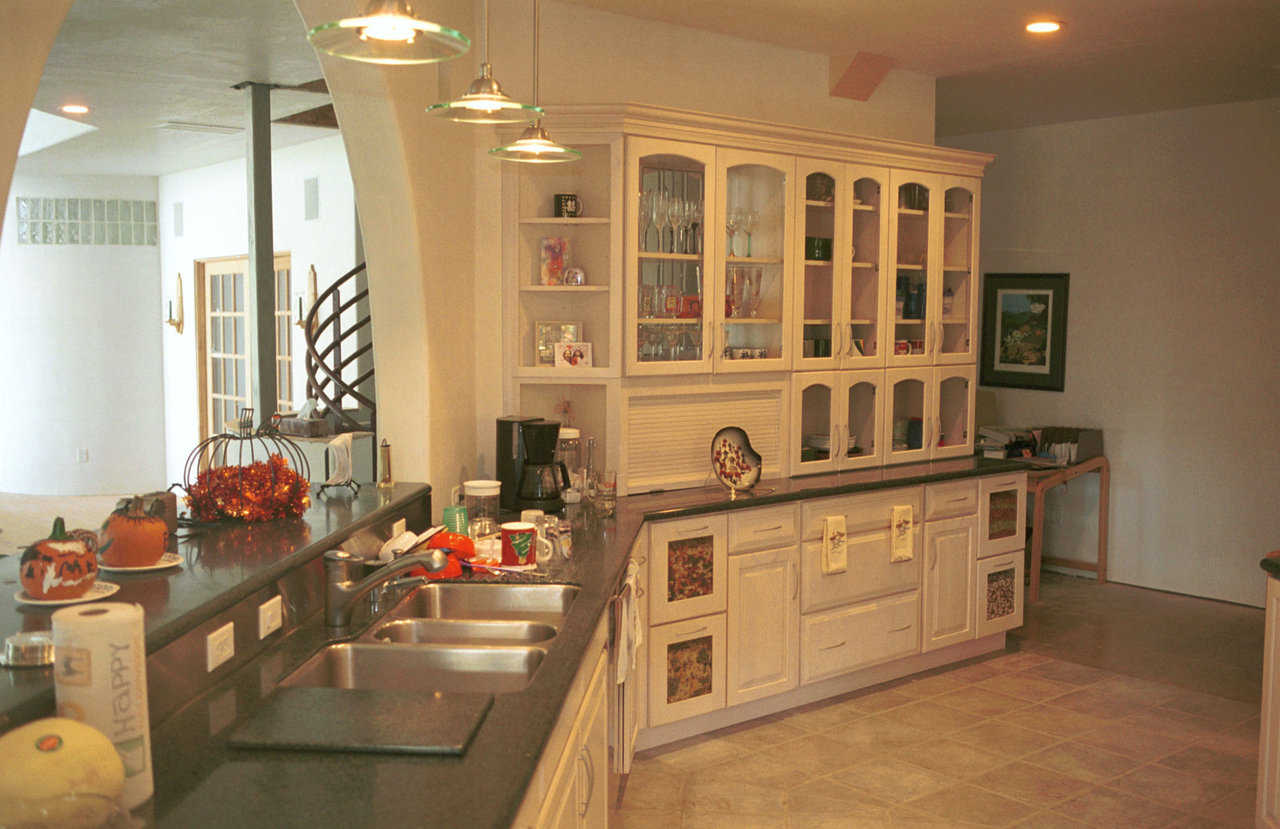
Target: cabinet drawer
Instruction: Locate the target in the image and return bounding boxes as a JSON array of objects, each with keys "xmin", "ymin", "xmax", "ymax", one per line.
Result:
[
  {"xmin": 801, "ymin": 487, "xmax": 923, "ymax": 540},
  {"xmin": 801, "ymin": 528, "xmax": 921, "ymax": 613},
  {"xmin": 728, "ymin": 505, "xmax": 798, "ymax": 553},
  {"xmin": 801, "ymin": 591, "xmax": 920, "ymax": 684},
  {"xmin": 976, "ymin": 552, "xmax": 1024, "ymax": 638},
  {"xmin": 925, "ymin": 480, "xmax": 978, "ymax": 521},
  {"xmin": 979, "ymin": 473, "xmax": 1027, "ymax": 558},
  {"xmin": 648, "ymin": 515, "xmax": 727, "ymax": 625}
]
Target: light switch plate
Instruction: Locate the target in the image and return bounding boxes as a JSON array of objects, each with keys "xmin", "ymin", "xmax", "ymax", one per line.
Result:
[
  {"xmin": 206, "ymin": 622, "xmax": 235, "ymax": 672},
  {"xmin": 257, "ymin": 596, "xmax": 283, "ymax": 640}
]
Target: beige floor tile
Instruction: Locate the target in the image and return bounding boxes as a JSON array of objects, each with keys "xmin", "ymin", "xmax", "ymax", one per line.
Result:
[
  {"xmin": 982, "ymin": 651, "xmax": 1056, "ymax": 672},
  {"xmin": 1019, "ymin": 661, "xmax": 1113, "ymax": 687},
  {"xmin": 785, "ymin": 778, "xmax": 890, "ymax": 819},
  {"xmin": 942, "ymin": 660, "xmax": 1009, "ymax": 684},
  {"xmin": 976, "ymin": 673, "xmax": 1077, "ymax": 703},
  {"xmin": 1050, "ymin": 787, "xmax": 1185, "ymax": 829},
  {"xmin": 776, "ymin": 698, "xmax": 867, "ymax": 733},
  {"xmin": 1108, "ymin": 763, "xmax": 1237, "ymax": 811},
  {"xmin": 828, "ymin": 714, "xmax": 932, "ymax": 754},
  {"xmin": 894, "ymin": 737, "xmax": 1006, "ymax": 779},
  {"xmin": 1008, "ymin": 811, "xmax": 1090, "ymax": 828},
  {"xmin": 1191, "ymin": 722, "xmax": 1260, "ymax": 760},
  {"xmin": 1156, "ymin": 688, "xmax": 1260, "ymax": 726},
  {"xmin": 837, "ymin": 756, "xmax": 956, "ymax": 803},
  {"xmin": 897, "ymin": 672, "xmax": 970, "ymax": 699},
  {"xmin": 682, "ymin": 777, "xmax": 787, "ymax": 816},
  {"xmin": 1087, "ymin": 674, "xmax": 1184, "ymax": 707},
  {"xmin": 887, "ymin": 804, "xmax": 989, "ymax": 827},
  {"xmin": 608, "ymin": 807, "xmax": 683, "ymax": 829},
  {"xmin": 1122, "ymin": 709, "xmax": 1235, "ymax": 743},
  {"xmin": 999, "ymin": 704, "xmax": 1113, "ymax": 738},
  {"xmin": 681, "ymin": 810, "xmax": 785, "ymax": 828},
  {"xmin": 845, "ymin": 687, "xmax": 916, "ymax": 714},
  {"xmin": 618, "ymin": 764, "xmax": 686, "ymax": 812},
  {"xmin": 1073, "ymin": 724, "xmax": 1193, "ymax": 763},
  {"xmin": 1195, "ymin": 786, "xmax": 1256, "ymax": 825},
  {"xmin": 764, "ymin": 733, "xmax": 878, "ymax": 779},
  {"xmin": 908, "ymin": 783, "xmax": 1037, "ymax": 826},
  {"xmin": 643, "ymin": 734, "xmax": 746, "ymax": 772},
  {"xmin": 1156, "ymin": 745, "xmax": 1258, "ymax": 785},
  {"xmin": 873, "ymin": 700, "xmax": 987, "ymax": 734},
  {"xmin": 684, "ymin": 749, "xmax": 813, "ymax": 791},
  {"xmin": 711, "ymin": 715, "xmax": 810, "ymax": 751},
  {"xmin": 1165, "ymin": 816, "xmax": 1233, "ymax": 828},
  {"xmin": 1022, "ymin": 740, "xmax": 1141, "ymax": 783},
  {"xmin": 949, "ymin": 720, "xmax": 1063, "ymax": 758},
  {"xmin": 968, "ymin": 761, "xmax": 1091, "ymax": 809},
  {"xmin": 1047, "ymin": 687, "xmax": 1157, "ymax": 720},
  {"xmin": 933, "ymin": 686, "xmax": 1033, "ymax": 718}
]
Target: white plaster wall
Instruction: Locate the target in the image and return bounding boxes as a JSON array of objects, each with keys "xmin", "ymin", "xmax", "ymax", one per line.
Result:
[
  {"xmin": 0, "ymin": 174, "xmax": 165, "ymax": 495},
  {"xmin": 945, "ymin": 98, "xmax": 1280, "ymax": 607},
  {"xmin": 158, "ymin": 134, "xmax": 358, "ymax": 485}
]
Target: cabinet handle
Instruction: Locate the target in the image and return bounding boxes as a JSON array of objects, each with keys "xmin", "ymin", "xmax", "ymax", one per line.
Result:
[
  {"xmin": 889, "ymin": 623, "xmax": 913, "ymax": 632},
  {"xmin": 675, "ymin": 625, "xmax": 708, "ymax": 637},
  {"xmin": 947, "ymin": 495, "xmax": 970, "ymax": 503},
  {"xmin": 792, "ymin": 561, "xmax": 799, "ymax": 601},
  {"xmin": 577, "ymin": 745, "xmax": 595, "ymax": 818},
  {"xmin": 753, "ymin": 525, "xmax": 783, "ymax": 534},
  {"xmin": 832, "ymin": 324, "xmax": 844, "ymax": 361},
  {"xmin": 636, "ymin": 585, "xmax": 645, "ymax": 598},
  {"xmin": 636, "ymin": 555, "xmax": 647, "ymax": 565},
  {"xmin": 819, "ymin": 640, "xmax": 846, "ymax": 650}
]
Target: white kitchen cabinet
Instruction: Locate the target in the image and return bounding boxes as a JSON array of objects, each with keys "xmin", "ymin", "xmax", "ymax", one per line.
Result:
[
  {"xmin": 933, "ymin": 365, "xmax": 976, "ymax": 459},
  {"xmin": 979, "ymin": 472, "xmax": 1028, "ymax": 558},
  {"xmin": 790, "ymin": 369, "xmax": 884, "ymax": 475},
  {"xmin": 937, "ymin": 177, "xmax": 980, "ymax": 365},
  {"xmin": 727, "ymin": 545, "xmax": 800, "ymax": 706},
  {"xmin": 647, "ymin": 514, "xmax": 727, "ymax": 625},
  {"xmin": 648, "ymin": 613, "xmax": 727, "ymax": 726},
  {"xmin": 883, "ymin": 367, "xmax": 934, "ymax": 465},
  {"xmin": 975, "ymin": 551, "xmax": 1024, "ymax": 638},
  {"xmin": 922, "ymin": 515, "xmax": 977, "ymax": 652},
  {"xmin": 886, "ymin": 170, "xmax": 942, "ymax": 368},
  {"xmin": 535, "ymin": 646, "xmax": 608, "ymax": 829},
  {"xmin": 801, "ymin": 590, "xmax": 920, "ymax": 684}
]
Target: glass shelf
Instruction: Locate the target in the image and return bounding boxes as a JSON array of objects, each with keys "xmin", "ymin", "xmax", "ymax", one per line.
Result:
[{"xmin": 520, "ymin": 217, "xmax": 611, "ymax": 225}]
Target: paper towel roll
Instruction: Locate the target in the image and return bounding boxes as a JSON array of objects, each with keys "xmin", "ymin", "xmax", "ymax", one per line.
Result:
[{"xmin": 52, "ymin": 602, "xmax": 153, "ymax": 809}]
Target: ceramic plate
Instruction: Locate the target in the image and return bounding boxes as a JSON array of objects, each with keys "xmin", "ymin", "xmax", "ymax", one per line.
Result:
[
  {"xmin": 98, "ymin": 552, "xmax": 182, "ymax": 573},
  {"xmin": 15, "ymin": 581, "xmax": 120, "ymax": 606},
  {"xmin": 711, "ymin": 426, "xmax": 762, "ymax": 492}
]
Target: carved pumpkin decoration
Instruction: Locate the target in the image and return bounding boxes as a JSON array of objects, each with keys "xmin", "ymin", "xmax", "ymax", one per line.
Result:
[
  {"xmin": 100, "ymin": 497, "xmax": 169, "ymax": 568},
  {"xmin": 19, "ymin": 518, "xmax": 99, "ymax": 600}
]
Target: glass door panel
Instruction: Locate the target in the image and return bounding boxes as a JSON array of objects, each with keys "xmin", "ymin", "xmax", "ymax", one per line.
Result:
[
  {"xmin": 845, "ymin": 173, "xmax": 886, "ymax": 367},
  {"xmin": 888, "ymin": 173, "xmax": 938, "ymax": 367},
  {"xmin": 798, "ymin": 167, "xmax": 837, "ymax": 370},
  {"xmin": 626, "ymin": 138, "xmax": 716, "ymax": 375},
  {"xmin": 934, "ymin": 366, "xmax": 975, "ymax": 458},
  {"xmin": 841, "ymin": 371, "xmax": 882, "ymax": 468},
  {"xmin": 790, "ymin": 373, "xmax": 836, "ymax": 475},
  {"xmin": 884, "ymin": 368, "xmax": 932, "ymax": 464},
  {"xmin": 939, "ymin": 183, "xmax": 976, "ymax": 362}
]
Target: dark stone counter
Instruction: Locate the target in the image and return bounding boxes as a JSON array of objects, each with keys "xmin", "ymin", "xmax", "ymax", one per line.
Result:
[{"xmin": 1261, "ymin": 552, "xmax": 1280, "ymax": 580}]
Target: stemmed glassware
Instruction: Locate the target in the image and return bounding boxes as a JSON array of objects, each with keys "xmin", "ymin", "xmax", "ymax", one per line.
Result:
[
  {"xmin": 689, "ymin": 200, "xmax": 703, "ymax": 255},
  {"xmin": 726, "ymin": 208, "xmax": 742, "ymax": 257},
  {"xmin": 741, "ymin": 209, "xmax": 759, "ymax": 257},
  {"xmin": 665, "ymin": 196, "xmax": 683, "ymax": 254},
  {"xmin": 650, "ymin": 190, "xmax": 670, "ymax": 253},
  {"xmin": 638, "ymin": 190, "xmax": 653, "ymax": 252}
]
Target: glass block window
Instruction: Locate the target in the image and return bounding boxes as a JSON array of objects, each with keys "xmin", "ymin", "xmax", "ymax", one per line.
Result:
[
  {"xmin": 986, "ymin": 568, "xmax": 1016, "ymax": 621},
  {"xmin": 988, "ymin": 490, "xmax": 1018, "ymax": 540},
  {"xmin": 14, "ymin": 197, "xmax": 158, "ymax": 246},
  {"xmin": 667, "ymin": 535, "xmax": 715, "ymax": 602},
  {"xmin": 666, "ymin": 636, "xmax": 713, "ymax": 703}
]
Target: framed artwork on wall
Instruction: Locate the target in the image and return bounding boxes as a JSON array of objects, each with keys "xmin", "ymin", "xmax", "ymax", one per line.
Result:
[{"xmin": 980, "ymin": 273, "xmax": 1069, "ymax": 391}]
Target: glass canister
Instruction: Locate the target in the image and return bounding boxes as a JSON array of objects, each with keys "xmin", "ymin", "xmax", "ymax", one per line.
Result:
[
  {"xmin": 461, "ymin": 479, "xmax": 501, "ymax": 538},
  {"xmin": 555, "ymin": 428, "xmax": 583, "ymax": 502}
]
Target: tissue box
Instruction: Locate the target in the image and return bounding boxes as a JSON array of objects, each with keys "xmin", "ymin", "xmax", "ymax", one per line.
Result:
[
  {"xmin": 1036, "ymin": 427, "xmax": 1103, "ymax": 462},
  {"xmin": 278, "ymin": 416, "xmax": 332, "ymax": 437}
]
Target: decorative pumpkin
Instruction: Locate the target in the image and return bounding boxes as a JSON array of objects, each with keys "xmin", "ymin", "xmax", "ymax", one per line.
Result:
[
  {"xmin": 100, "ymin": 496, "xmax": 169, "ymax": 567},
  {"xmin": 19, "ymin": 518, "xmax": 99, "ymax": 600}
]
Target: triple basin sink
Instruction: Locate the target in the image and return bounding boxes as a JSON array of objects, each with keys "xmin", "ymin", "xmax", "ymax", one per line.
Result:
[{"xmin": 280, "ymin": 583, "xmax": 580, "ymax": 696}]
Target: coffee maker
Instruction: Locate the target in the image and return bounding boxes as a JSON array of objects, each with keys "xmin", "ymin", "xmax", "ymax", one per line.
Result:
[
  {"xmin": 514, "ymin": 420, "xmax": 570, "ymax": 513},
  {"xmin": 496, "ymin": 415, "xmax": 541, "ymax": 510}
]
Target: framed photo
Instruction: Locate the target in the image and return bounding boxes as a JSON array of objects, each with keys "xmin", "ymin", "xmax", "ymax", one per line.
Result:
[
  {"xmin": 535, "ymin": 320, "xmax": 582, "ymax": 366},
  {"xmin": 980, "ymin": 273, "xmax": 1069, "ymax": 391},
  {"xmin": 554, "ymin": 341, "xmax": 593, "ymax": 368},
  {"xmin": 539, "ymin": 237, "xmax": 569, "ymax": 285}
]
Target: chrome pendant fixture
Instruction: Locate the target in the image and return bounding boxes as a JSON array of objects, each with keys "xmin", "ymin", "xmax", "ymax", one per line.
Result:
[
  {"xmin": 490, "ymin": 0, "xmax": 580, "ymax": 163},
  {"xmin": 428, "ymin": 0, "xmax": 541, "ymax": 124},
  {"xmin": 308, "ymin": 0, "xmax": 470, "ymax": 66}
]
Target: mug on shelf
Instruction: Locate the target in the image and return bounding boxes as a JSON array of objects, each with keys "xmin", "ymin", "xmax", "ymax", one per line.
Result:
[
  {"xmin": 910, "ymin": 339, "xmax": 925, "ymax": 355},
  {"xmin": 894, "ymin": 340, "xmax": 911, "ymax": 355},
  {"xmin": 553, "ymin": 193, "xmax": 582, "ymax": 217},
  {"xmin": 804, "ymin": 236, "xmax": 833, "ymax": 261}
]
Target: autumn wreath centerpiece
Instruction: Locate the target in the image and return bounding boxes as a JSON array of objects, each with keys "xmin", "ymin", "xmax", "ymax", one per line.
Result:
[
  {"xmin": 182, "ymin": 410, "xmax": 311, "ymax": 523},
  {"xmin": 19, "ymin": 518, "xmax": 99, "ymax": 600}
]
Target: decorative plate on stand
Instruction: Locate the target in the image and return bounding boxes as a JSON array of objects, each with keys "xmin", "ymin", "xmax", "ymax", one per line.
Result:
[{"xmin": 710, "ymin": 427, "xmax": 762, "ymax": 494}]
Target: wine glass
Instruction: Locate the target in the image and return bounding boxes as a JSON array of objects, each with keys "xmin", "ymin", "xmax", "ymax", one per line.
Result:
[
  {"xmin": 638, "ymin": 190, "xmax": 652, "ymax": 252},
  {"xmin": 741, "ymin": 209, "xmax": 759, "ymax": 257},
  {"xmin": 725, "ymin": 207, "xmax": 742, "ymax": 257},
  {"xmin": 666, "ymin": 196, "xmax": 684, "ymax": 254},
  {"xmin": 650, "ymin": 190, "xmax": 670, "ymax": 253},
  {"xmin": 746, "ymin": 267, "xmax": 762, "ymax": 318},
  {"xmin": 690, "ymin": 200, "xmax": 704, "ymax": 255}
]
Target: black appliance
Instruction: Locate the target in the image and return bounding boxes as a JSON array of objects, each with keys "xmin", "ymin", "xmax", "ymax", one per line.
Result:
[
  {"xmin": 496, "ymin": 415, "xmax": 541, "ymax": 510},
  {"xmin": 515, "ymin": 420, "xmax": 570, "ymax": 513}
]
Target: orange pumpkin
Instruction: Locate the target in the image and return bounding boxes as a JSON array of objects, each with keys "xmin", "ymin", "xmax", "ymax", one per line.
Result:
[
  {"xmin": 100, "ymin": 497, "xmax": 168, "ymax": 567},
  {"xmin": 20, "ymin": 518, "xmax": 99, "ymax": 600}
]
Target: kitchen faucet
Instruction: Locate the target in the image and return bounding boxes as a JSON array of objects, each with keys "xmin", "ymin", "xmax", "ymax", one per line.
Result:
[{"xmin": 323, "ymin": 547, "xmax": 450, "ymax": 638}]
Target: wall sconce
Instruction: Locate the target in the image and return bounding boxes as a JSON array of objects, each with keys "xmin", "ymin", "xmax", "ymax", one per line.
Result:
[{"xmin": 166, "ymin": 272, "xmax": 184, "ymax": 334}]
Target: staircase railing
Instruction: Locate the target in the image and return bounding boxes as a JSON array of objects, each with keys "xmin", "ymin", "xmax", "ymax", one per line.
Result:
[{"xmin": 303, "ymin": 262, "xmax": 376, "ymax": 455}]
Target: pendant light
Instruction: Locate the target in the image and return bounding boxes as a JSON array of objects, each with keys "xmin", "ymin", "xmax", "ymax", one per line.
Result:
[
  {"xmin": 308, "ymin": 0, "xmax": 470, "ymax": 66},
  {"xmin": 427, "ymin": 0, "xmax": 541, "ymax": 124},
  {"xmin": 490, "ymin": 0, "xmax": 581, "ymax": 163}
]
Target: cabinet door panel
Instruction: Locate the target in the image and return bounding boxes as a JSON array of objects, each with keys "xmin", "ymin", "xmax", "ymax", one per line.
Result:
[
  {"xmin": 976, "ymin": 552, "xmax": 1024, "ymax": 638},
  {"xmin": 801, "ymin": 591, "xmax": 920, "ymax": 684},
  {"xmin": 933, "ymin": 365, "xmax": 976, "ymax": 459},
  {"xmin": 795, "ymin": 160, "xmax": 843, "ymax": 372},
  {"xmin": 936, "ymin": 177, "xmax": 980, "ymax": 364},
  {"xmin": 923, "ymin": 515, "xmax": 977, "ymax": 652},
  {"xmin": 790, "ymin": 371, "xmax": 839, "ymax": 475},
  {"xmin": 648, "ymin": 614, "xmax": 727, "ymax": 726},
  {"xmin": 728, "ymin": 546, "xmax": 799, "ymax": 706},
  {"xmin": 979, "ymin": 473, "xmax": 1027, "ymax": 558},
  {"xmin": 801, "ymin": 529, "xmax": 922, "ymax": 614},
  {"xmin": 648, "ymin": 514, "xmax": 727, "ymax": 625}
]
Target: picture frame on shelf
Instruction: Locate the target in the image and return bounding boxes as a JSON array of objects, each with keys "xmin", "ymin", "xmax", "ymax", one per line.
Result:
[
  {"xmin": 539, "ymin": 237, "xmax": 569, "ymax": 285},
  {"xmin": 980, "ymin": 273, "xmax": 1069, "ymax": 391},
  {"xmin": 554, "ymin": 341, "xmax": 593, "ymax": 368},
  {"xmin": 535, "ymin": 321, "xmax": 582, "ymax": 366}
]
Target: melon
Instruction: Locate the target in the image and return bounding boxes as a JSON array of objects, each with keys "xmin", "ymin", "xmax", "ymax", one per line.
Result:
[{"xmin": 0, "ymin": 717, "xmax": 125, "ymax": 827}]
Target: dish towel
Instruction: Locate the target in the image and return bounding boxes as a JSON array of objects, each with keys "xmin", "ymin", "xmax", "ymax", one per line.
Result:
[
  {"xmin": 615, "ymin": 560, "xmax": 643, "ymax": 685},
  {"xmin": 891, "ymin": 505, "xmax": 914, "ymax": 562},
  {"xmin": 822, "ymin": 515, "xmax": 847, "ymax": 575}
]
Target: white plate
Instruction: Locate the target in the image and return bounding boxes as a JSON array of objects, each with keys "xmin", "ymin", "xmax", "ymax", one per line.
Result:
[
  {"xmin": 15, "ymin": 581, "xmax": 120, "ymax": 606},
  {"xmin": 97, "ymin": 552, "xmax": 182, "ymax": 573}
]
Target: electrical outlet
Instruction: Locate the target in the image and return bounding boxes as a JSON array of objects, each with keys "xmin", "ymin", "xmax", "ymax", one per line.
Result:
[
  {"xmin": 206, "ymin": 622, "xmax": 235, "ymax": 672},
  {"xmin": 257, "ymin": 595, "xmax": 283, "ymax": 640},
  {"xmin": 392, "ymin": 518, "xmax": 407, "ymax": 537},
  {"xmin": 75, "ymin": 448, "xmax": 89, "ymax": 464}
]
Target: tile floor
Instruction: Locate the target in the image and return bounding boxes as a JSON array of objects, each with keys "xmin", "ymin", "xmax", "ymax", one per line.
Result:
[{"xmin": 611, "ymin": 572, "xmax": 1265, "ymax": 828}]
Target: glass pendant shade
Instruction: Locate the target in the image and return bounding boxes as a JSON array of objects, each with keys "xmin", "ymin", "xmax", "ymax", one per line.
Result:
[
  {"xmin": 428, "ymin": 63, "xmax": 542, "ymax": 124},
  {"xmin": 308, "ymin": 0, "xmax": 470, "ymax": 65},
  {"xmin": 489, "ymin": 122, "xmax": 582, "ymax": 163}
]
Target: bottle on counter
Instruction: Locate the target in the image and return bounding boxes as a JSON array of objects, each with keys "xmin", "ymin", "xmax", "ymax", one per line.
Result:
[{"xmin": 377, "ymin": 439, "xmax": 394, "ymax": 490}]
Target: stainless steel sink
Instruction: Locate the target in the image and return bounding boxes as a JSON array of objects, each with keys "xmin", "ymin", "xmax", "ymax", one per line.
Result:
[
  {"xmin": 368, "ymin": 618, "xmax": 558, "ymax": 646},
  {"xmin": 385, "ymin": 583, "xmax": 580, "ymax": 626},
  {"xmin": 279, "ymin": 643, "xmax": 546, "ymax": 694}
]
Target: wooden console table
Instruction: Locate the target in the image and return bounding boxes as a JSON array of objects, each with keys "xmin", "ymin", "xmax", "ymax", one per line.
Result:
[{"xmin": 1027, "ymin": 455, "xmax": 1110, "ymax": 603}]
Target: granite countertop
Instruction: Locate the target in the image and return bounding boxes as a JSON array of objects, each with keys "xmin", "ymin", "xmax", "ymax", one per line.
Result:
[{"xmin": 1260, "ymin": 551, "xmax": 1280, "ymax": 580}]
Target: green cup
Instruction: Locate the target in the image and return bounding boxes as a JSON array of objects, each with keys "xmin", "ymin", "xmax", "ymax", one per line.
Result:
[{"xmin": 442, "ymin": 504, "xmax": 468, "ymax": 534}]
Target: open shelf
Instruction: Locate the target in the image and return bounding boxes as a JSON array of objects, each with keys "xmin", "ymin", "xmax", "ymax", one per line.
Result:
[
  {"xmin": 726, "ymin": 255, "xmax": 784, "ymax": 265},
  {"xmin": 638, "ymin": 317, "xmax": 701, "ymax": 325},
  {"xmin": 804, "ymin": 259, "xmax": 834, "ymax": 267},
  {"xmin": 520, "ymin": 285, "xmax": 610, "ymax": 292},
  {"xmin": 638, "ymin": 251, "xmax": 701, "ymax": 261},
  {"xmin": 804, "ymin": 199, "xmax": 834, "ymax": 208},
  {"xmin": 519, "ymin": 217, "xmax": 611, "ymax": 225},
  {"xmin": 723, "ymin": 317, "xmax": 781, "ymax": 325},
  {"xmin": 852, "ymin": 203, "xmax": 875, "ymax": 212}
]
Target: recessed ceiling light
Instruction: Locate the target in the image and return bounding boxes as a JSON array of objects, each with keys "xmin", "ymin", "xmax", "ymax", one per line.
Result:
[
  {"xmin": 60, "ymin": 104, "xmax": 89, "ymax": 115},
  {"xmin": 1026, "ymin": 20, "xmax": 1063, "ymax": 34}
]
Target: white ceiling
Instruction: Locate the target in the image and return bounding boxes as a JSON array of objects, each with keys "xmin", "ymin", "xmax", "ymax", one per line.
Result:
[{"xmin": 16, "ymin": 0, "xmax": 1280, "ymax": 176}]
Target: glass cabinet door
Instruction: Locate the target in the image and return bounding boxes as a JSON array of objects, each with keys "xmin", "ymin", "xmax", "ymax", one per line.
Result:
[
  {"xmin": 795, "ymin": 162, "xmax": 840, "ymax": 371},
  {"xmin": 839, "ymin": 370, "xmax": 883, "ymax": 468},
  {"xmin": 887, "ymin": 171, "xmax": 942, "ymax": 367},
  {"xmin": 842, "ymin": 168, "xmax": 889, "ymax": 368},
  {"xmin": 883, "ymin": 368, "xmax": 933, "ymax": 465},
  {"xmin": 790, "ymin": 371, "xmax": 837, "ymax": 475},
  {"xmin": 938, "ymin": 179, "xmax": 979, "ymax": 363},
  {"xmin": 933, "ymin": 365, "xmax": 976, "ymax": 458},
  {"xmin": 626, "ymin": 137, "xmax": 717, "ymax": 375},
  {"xmin": 714, "ymin": 148, "xmax": 793, "ymax": 373}
]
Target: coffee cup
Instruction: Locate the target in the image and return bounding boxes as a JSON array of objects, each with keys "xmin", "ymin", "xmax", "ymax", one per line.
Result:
[
  {"xmin": 500, "ymin": 521, "xmax": 538, "ymax": 566},
  {"xmin": 910, "ymin": 339, "xmax": 925, "ymax": 354},
  {"xmin": 553, "ymin": 193, "xmax": 582, "ymax": 217},
  {"xmin": 894, "ymin": 340, "xmax": 911, "ymax": 355}
]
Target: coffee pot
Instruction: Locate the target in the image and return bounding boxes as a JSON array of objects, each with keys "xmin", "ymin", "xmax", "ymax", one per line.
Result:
[{"xmin": 515, "ymin": 420, "xmax": 570, "ymax": 512}]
